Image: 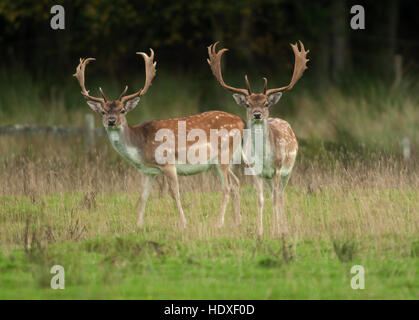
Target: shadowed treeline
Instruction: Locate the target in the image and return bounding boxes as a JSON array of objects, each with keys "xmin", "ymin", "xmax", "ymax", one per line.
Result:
[{"xmin": 1, "ymin": 0, "xmax": 418, "ymax": 79}]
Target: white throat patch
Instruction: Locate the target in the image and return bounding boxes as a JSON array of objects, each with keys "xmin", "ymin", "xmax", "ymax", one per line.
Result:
[
  {"xmin": 106, "ymin": 126, "xmax": 142, "ymax": 165},
  {"xmin": 108, "ymin": 130, "xmax": 121, "ymax": 143}
]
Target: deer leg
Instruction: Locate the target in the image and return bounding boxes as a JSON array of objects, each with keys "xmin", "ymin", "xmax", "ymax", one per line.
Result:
[
  {"xmin": 254, "ymin": 176, "xmax": 264, "ymax": 238},
  {"xmin": 216, "ymin": 165, "xmax": 231, "ymax": 228},
  {"xmin": 162, "ymin": 165, "xmax": 187, "ymax": 228},
  {"xmin": 275, "ymin": 165, "xmax": 293, "ymax": 236},
  {"xmin": 229, "ymin": 168, "xmax": 241, "ymax": 226},
  {"xmin": 137, "ymin": 174, "xmax": 154, "ymax": 228},
  {"xmin": 272, "ymin": 176, "xmax": 281, "ymax": 236}
]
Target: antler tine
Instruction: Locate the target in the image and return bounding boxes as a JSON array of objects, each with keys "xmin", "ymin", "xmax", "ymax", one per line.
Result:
[
  {"xmin": 207, "ymin": 42, "xmax": 249, "ymax": 96},
  {"xmin": 263, "ymin": 77, "xmax": 268, "ymax": 94},
  {"xmin": 120, "ymin": 48, "xmax": 157, "ymax": 103},
  {"xmin": 99, "ymin": 87, "xmax": 108, "ymax": 102},
  {"xmin": 245, "ymin": 75, "xmax": 252, "ymax": 94},
  {"xmin": 118, "ymin": 85, "xmax": 128, "ymax": 101},
  {"xmin": 265, "ymin": 40, "xmax": 309, "ymax": 95},
  {"xmin": 73, "ymin": 58, "xmax": 105, "ymax": 103}
]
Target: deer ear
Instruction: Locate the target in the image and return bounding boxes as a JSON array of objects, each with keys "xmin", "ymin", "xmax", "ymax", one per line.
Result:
[
  {"xmin": 232, "ymin": 94, "xmax": 247, "ymax": 107},
  {"xmin": 124, "ymin": 97, "xmax": 140, "ymax": 112},
  {"xmin": 86, "ymin": 100, "xmax": 104, "ymax": 113},
  {"xmin": 267, "ymin": 92, "xmax": 282, "ymax": 106}
]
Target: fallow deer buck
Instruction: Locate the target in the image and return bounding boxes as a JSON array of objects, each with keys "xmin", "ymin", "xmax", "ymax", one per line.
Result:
[
  {"xmin": 74, "ymin": 49, "xmax": 244, "ymax": 229},
  {"xmin": 208, "ymin": 41, "xmax": 309, "ymax": 237}
]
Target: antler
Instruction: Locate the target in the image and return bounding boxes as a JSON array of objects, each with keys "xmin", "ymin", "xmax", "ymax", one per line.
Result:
[
  {"xmin": 265, "ymin": 41, "xmax": 309, "ymax": 95},
  {"xmin": 73, "ymin": 58, "xmax": 105, "ymax": 103},
  {"xmin": 207, "ymin": 42, "xmax": 250, "ymax": 95},
  {"xmin": 120, "ymin": 49, "xmax": 157, "ymax": 103}
]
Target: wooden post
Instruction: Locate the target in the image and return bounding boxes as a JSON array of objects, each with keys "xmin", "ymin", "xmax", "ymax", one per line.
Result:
[
  {"xmin": 85, "ymin": 114, "xmax": 95, "ymax": 154},
  {"xmin": 402, "ymin": 137, "xmax": 410, "ymax": 162}
]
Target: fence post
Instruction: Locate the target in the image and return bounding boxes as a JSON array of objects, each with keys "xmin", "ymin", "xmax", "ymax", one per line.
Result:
[
  {"xmin": 402, "ymin": 136, "xmax": 410, "ymax": 162},
  {"xmin": 85, "ymin": 113, "xmax": 95, "ymax": 154}
]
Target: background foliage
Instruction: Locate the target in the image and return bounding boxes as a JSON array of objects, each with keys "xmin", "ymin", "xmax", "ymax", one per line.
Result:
[{"xmin": 1, "ymin": 0, "xmax": 418, "ymax": 79}]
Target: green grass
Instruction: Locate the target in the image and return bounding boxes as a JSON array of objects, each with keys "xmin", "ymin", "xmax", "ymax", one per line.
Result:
[
  {"xmin": 0, "ymin": 187, "xmax": 417, "ymax": 299},
  {"xmin": 1, "ymin": 238, "xmax": 417, "ymax": 299}
]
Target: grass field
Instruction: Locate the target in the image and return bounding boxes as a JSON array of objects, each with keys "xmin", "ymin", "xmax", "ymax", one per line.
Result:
[
  {"xmin": 0, "ymin": 139, "xmax": 417, "ymax": 299},
  {"xmin": 0, "ymin": 70, "xmax": 418, "ymax": 299}
]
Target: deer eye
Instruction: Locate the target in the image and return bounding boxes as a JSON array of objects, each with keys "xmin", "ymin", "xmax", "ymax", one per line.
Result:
[
  {"xmin": 264, "ymin": 102, "xmax": 269, "ymax": 107},
  {"xmin": 101, "ymin": 110, "xmax": 106, "ymax": 115},
  {"xmin": 120, "ymin": 109, "xmax": 126, "ymax": 114},
  {"xmin": 245, "ymin": 102, "xmax": 250, "ymax": 108}
]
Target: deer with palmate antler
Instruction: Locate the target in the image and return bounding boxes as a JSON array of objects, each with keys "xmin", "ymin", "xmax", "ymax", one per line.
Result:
[
  {"xmin": 74, "ymin": 49, "xmax": 244, "ymax": 229},
  {"xmin": 208, "ymin": 41, "xmax": 309, "ymax": 237}
]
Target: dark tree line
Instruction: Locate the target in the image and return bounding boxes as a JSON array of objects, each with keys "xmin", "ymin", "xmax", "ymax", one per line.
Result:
[{"xmin": 0, "ymin": 0, "xmax": 418, "ymax": 82}]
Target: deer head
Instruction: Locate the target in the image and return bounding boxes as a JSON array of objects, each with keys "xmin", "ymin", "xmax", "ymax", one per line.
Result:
[
  {"xmin": 207, "ymin": 41, "xmax": 309, "ymax": 122},
  {"xmin": 73, "ymin": 49, "xmax": 157, "ymax": 128}
]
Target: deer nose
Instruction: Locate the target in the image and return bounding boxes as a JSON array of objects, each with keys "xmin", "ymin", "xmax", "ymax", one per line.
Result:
[
  {"xmin": 108, "ymin": 117, "xmax": 116, "ymax": 126},
  {"xmin": 253, "ymin": 112, "xmax": 262, "ymax": 120}
]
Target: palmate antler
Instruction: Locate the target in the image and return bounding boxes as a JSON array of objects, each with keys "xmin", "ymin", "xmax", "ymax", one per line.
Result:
[
  {"xmin": 265, "ymin": 41, "xmax": 309, "ymax": 95},
  {"xmin": 73, "ymin": 58, "xmax": 106, "ymax": 103},
  {"xmin": 120, "ymin": 49, "xmax": 157, "ymax": 103},
  {"xmin": 73, "ymin": 49, "xmax": 157, "ymax": 103},
  {"xmin": 207, "ymin": 42, "xmax": 250, "ymax": 95},
  {"xmin": 207, "ymin": 41, "xmax": 309, "ymax": 96}
]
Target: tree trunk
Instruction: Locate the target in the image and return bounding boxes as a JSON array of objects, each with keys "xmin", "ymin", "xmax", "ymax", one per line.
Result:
[
  {"xmin": 331, "ymin": 0, "xmax": 347, "ymax": 81},
  {"xmin": 316, "ymin": 30, "xmax": 331, "ymax": 85},
  {"xmin": 239, "ymin": 8, "xmax": 253, "ymax": 65},
  {"xmin": 384, "ymin": 0, "xmax": 400, "ymax": 79}
]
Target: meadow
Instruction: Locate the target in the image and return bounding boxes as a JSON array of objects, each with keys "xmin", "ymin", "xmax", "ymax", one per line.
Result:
[{"xmin": 0, "ymin": 69, "xmax": 418, "ymax": 299}]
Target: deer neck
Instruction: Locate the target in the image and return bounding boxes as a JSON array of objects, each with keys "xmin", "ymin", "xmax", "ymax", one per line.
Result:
[
  {"xmin": 247, "ymin": 118, "xmax": 269, "ymax": 145},
  {"xmin": 105, "ymin": 122, "xmax": 145, "ymax": 168},
  {"xmin": 247, "ymin": 118, "xmax": 274, "ymax": 178}
]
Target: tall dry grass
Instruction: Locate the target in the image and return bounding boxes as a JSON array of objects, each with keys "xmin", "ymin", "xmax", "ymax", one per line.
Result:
[{"xmin": 0, "ymin": 133, "xmax": 417, "ymax": 257}]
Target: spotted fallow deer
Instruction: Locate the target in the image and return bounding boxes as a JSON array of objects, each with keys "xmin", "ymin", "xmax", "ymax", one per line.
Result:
[
  {"xmin": 74, "ymin": 49, "xmax": 244, "ymax": 229},
  {"xmin": 208, "ymin": 41, "xmax": 309, "ymax": 237}
]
